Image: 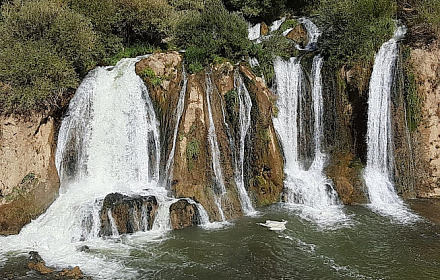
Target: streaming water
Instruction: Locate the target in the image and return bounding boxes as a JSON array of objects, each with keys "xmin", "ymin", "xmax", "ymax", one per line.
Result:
[
  {"xmin": 205, "ymin": 73, "xmax": 227, "ymax": 221},
  {"xmin": 364, "ymin": 26, "xmax": 418, "ymax": 223},
  {"xmin": 233, "ymin": 71, "xmax": 256, "ymax": 215},
  {"xmin": 273, "ymin": 56, "xmax": 348, "ymax": 227}
]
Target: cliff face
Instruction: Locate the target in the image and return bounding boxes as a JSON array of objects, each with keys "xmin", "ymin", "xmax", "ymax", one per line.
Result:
[
  {"xmin": 410, "ymin": 42, "xmax": 440, "ymax": 198},
  {"xmin": 323, "ymin": 65, "xmax": 369, "ymax": 205},
  {"xmin": 0, "ymin": 113, "xmax": 59, "ymax": 235},
  {"xmin": 136, "ymin": 52, "xmax": 284, "ymax": 221}
]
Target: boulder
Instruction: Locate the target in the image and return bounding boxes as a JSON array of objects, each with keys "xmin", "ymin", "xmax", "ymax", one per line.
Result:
[
  {"xmin": 27, "ymin": 251, "xmax": 53, "ymax": 275},
  {"xmin": 99, "ymin": 193, "xmax": 158, "ymax": 236},
  {"xmin": 260, "ymin": 22, "xmax": 269, "ymax": 36},
  {"xmin": 286, "ymin": 24, "xmax": 308, "ymax": 48},
  {"xmin": 169, "ymin": 199, "xmax": 200, "ymax": 229}
]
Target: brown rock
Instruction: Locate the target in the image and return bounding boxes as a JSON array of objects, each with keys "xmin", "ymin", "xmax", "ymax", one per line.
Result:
[
  {"xmin": 410, "ymin": 42, "xmax": 440, "ymax": 198},
  {"xmin": 286, "ymin": 24, "xmax": 308, "ymax": 47},
  {"xmin": 169, "ymin": 199, "xmax": 200, "ymax": 229},
  {"xmin": 28, "ymin": 261, "xmax": 54, "ymax": 275},
  {"xmin": 0, "ymin": 113, "xmax": 60, "ymax": 235},
  {"xmin": 59, "ymin": 266, "xmax": 83, "ymax": 279},
  {"xmin": 99, "ymin": 193, "xmax": 158, "ymax": 236},
  {"xmin": 239, "ymin": 65, "xmax": 285, "ymax": 206},
  {"xmin": 260, "ymin": 22, "xmax": 269, "ymax": 36},
  {"xmin": 325, "ymin": 152, "xmax": 368, "ymax": 205}
]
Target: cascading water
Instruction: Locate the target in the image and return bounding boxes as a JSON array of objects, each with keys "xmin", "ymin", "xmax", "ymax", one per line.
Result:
[
  {"xmin": 297, "ymin": 18, "xmax": 322, "ymax": 51},
  {"xmin": 205, "ymin": 73, "xmax": 227, "ymax": 221},
  {"xmin": 233, "ymin": 71, "xmax": 256, "ymax": 215},
  {"xmin": 273, "ymin": 56, "xmax": 347, "ymax": 226},
  {"xmin": 364, "ymin": 26, "xmax": 418, "ymax": 223},
  {"xmin": 163, "ymin": 65, "xmax": 188, "ymax": 188},
  {"xmin": 0, "ymin": 57, "xmax": 188, "ymax": 279}
]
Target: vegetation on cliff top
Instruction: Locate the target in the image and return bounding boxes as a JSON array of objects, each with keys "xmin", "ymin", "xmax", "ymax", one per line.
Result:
[{"xmin": 1, "ymin": 0, "xmax": 439, "ymax": 114}]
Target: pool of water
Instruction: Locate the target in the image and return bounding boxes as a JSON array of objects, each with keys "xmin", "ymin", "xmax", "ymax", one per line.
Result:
[{"xmin": 1, "ymin": 203, "xmax": 440, "ymax": 280}]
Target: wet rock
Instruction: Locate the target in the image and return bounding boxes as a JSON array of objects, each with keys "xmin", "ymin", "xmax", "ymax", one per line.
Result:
[
  {"xmin": 0, "ymin": 114, "xmax": 60, "ymax": 235},
  {"xmin": 59, "ymin": 266, "xmax": 83, "ymax": 279},
  {"xmin": 99, "ymin": 193, "xmax": 158, "ymax": 236},
  {"xmin": 260, "ymin": 22, "xmax": 269, "ymax": 36},
  {"xmin": 78, "ymin": 245, "xmax": 90, "ymax": 253},
  {"xmin": 169, "ymin": 199, "xmax": 200, "ymax": 229},
  {"xmin": 286, "ymin": 24, "xmax": 308, "ymax": 47},
  {"xmin": 27, "ymin": 251, "xmax": 54, "ymax": 275}
]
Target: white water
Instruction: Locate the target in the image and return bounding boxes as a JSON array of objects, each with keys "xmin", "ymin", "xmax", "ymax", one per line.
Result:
[
  {"xmin": 364, "ymin": 26, "xmax": 418, "ymax": 223},
  {"xmin": 205, "ymin": 73, "xmax": 227, "ymax": 221},
  {"xmin": 273, "ymin": 56, "xmax": 348, "ymax": 227},
  {"xmin": 0, "ymin": 57, "xmax": 176, "ymax": 279},
  {"xmin": 234, "ymin": 72, "xmax": 257, "ymax": 215},
  {"xmin": 297, "ymin": 18, "xmax": 322, "ymax": 51},
  {"xmin": 270, "ymin": 17, "xmax": 286, "ymax": 32},
  {"xmin": 248, "ymin": 23, "xmax": 261, "ymax": 41},
  {"xmin": 164, "ymin": 65, "xmax": 188, "ymax": 187}
]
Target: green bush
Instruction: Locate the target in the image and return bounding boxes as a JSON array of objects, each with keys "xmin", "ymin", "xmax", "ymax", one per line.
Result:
[
  {"xmin": 222, "ymin": 0, "xmax": 286, "ymax": 21},
  {"xmin": 186, "ymin": 139, "xmax": 201, "ymax": 171},
  {"xmin": 317, "ymin": 0, "xmax": 396, "ymax": 66},
  {"xmin": 0, "ymin": 40, "xmax": 78, "ymax": 113},
  {"xmin": 0, "ymin": 0, "xmax": 101, "ymax": 113},
  {"xmin": 106, "ymin": 43, "xmax": 158, "ymax": 65},
  {"xmin": 68, "ymin": 0, "xmax": 173, "ymax": 45},
  {"xmin": 225, "ymin": 89, "xmax": 239, "ymax": 127},
  {"xmin": 279, "ymin": 19, "xmax": 299, "ymax": 32},
  {"xmin": 249, "ymin": 35, "xmax": 299, "ymax": 86},
  {"xmin": 174, "ymin": 0, "xmax": 251, "ymax": 63}
]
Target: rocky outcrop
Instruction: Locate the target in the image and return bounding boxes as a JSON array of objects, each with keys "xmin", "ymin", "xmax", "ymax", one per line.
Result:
[
  {"xmin": 0, "ymin": 113, "xmax": 60, "ymax": 235},
  {"xmin": 28, "ymin": 251, "xmax": 84, "ymax": 279},
  {"xmin": 136, "ymin": 53, "xmax": 285, "ymax": 220},
  {"xmin": 260, "ymin": 22, "xmax": 269, "ymax": 36},
  {"xmin": 286, "ymin": 24, "xmax": 308, "ymax": 47},
  {"xmin": 240, "ymin": 65, "xmax": 284, "ymax": 206},
  {"xmin": 169, "ymin": 199, "xmax": 200, "ymax": 229},
  {"xmin": 410, "ymin": 41, "xmax": 440, "ymax": 198},
  {"xmin": 322, "ymin": 64, "xmax": 370, "ymax": 204},
  {"xmin": 99, "ymin": 193, "xmax": 158, "ymax": 236}
]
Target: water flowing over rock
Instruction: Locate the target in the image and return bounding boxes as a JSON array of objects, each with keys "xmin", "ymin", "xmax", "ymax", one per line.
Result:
[
  {"xmin": 364, "ymin": 26, "xmax": 418, "ymax": 222},
  {"xmin": 99, "ymin": 193, "xmax": 158, "ymax": 236},
  {"xmin": 273, "ymin": 56, "xmax": 347, "ymax": 226},
  {"xmin": 169, "ymin": 199, "xmax": 200, "ymax": 229}
]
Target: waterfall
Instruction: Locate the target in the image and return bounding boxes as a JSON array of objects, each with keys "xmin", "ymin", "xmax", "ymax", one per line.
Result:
[
  {"xmin": 248, "ymin": 23, "xmax": 261, "ymax": 41},
  {"xmin": 364, "ymin": 26, "xmax": 418, "ymax": 222},
  {"xmin": 233, "ymin": 71, "xmax": 256, "ymax": 215},
  {"xmin": 0, "ymin": 57, "xmax": 172, "ymax": 278},
  {"xmin": 297, "ymin": 18, "xmax": 322, "ymax": 51},
  {"xmin": 270, "ymin": 17, "xmax": 286, "ymax": 32},
  {"xmin": 273, "ymin": 56, "xmax": 347, "ymax": 226},
  {"xmin": 205, "ymin": 73, "xmax": 227, "ymax": 221},
  {"xmin": 164, "ymin": 65, "xmax": 188, "ymax": 188}
]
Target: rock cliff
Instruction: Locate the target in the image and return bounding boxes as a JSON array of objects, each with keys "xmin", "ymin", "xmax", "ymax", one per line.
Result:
[{"xmin": 0, "ymin": 113, "xmax": 59, "ymax": 235}]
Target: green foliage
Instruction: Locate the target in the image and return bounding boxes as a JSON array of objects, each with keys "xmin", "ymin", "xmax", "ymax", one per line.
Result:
[
  {"xmin": 168, "ymin": 0, "xmax": 204, "ymax": 11},
  {"xmin": 225, "ymin": 89, "xmax": 239, "ymax": 127},
  {"xmin": 403, "ymin": 47, "xmax": 421, "ymax": 132},
  {"xmin": 67, "ymin": 0, "xmax": 173, "ymax": 45},
  {"xmin": 140, "ymin": 67, "xmax": 157, "ymax": 79},
  {"xmin": 188, "ymin": 63, "xmax": 204, "ymax": 74},
  {"xmin": 186, "ymin": 139, "xmax": 201, "ymax": 171},
  {"xmin": 21, "ymin": 173, "xmax": 36, "ymax": 184},
  {"xmin": 107, "ymin": 43, "xmax": 158, "ymax": 65},
  {"xmin": 0, "ymin": 39, "xmax": 78, "ymax": 113},
  {"xmin": 317, "ymin": 0, "xmax": 396, "ymax": 66},
  {"xmin": 222, "ymin": 0, "xmax": 286, "ymax": 21},
  {"xmin": 249, "ymin": 35, "xmax": 299, "ymax": 86},
  {"xmin": 174, "ymin": 0, "xmax": 251, "ymax": 64},
  {"xmin": 279, "ymin": 19, "xmax": 299, "ymax": 32}
]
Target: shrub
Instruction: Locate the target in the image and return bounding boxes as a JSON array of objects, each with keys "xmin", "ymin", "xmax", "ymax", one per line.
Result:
[
  {"xmin": 186, "ymin": 139, "xmax": 201, "ymax": 171},
  {"xmin": 222, "ymin": 0, "xmax": 286, "ymax": 21},
  {"xmin": 317, "ymin": 0, "xmax": 396, "ymax": 66},
  {"xmin": 2, "ymin": 0, "xmax": 101, "ymax": 75},
  {"xmin": 173, "ymin": 0, "xmax": 251, "ymax": 63},
  {"xmin": 0, "ymin": 40, "xmax": 78, "ymax": 113}
]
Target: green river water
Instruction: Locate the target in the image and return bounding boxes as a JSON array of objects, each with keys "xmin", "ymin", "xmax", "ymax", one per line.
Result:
[{"xmin": 1, "ymin": 201, "xmax": 440, "ymax": 280}]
